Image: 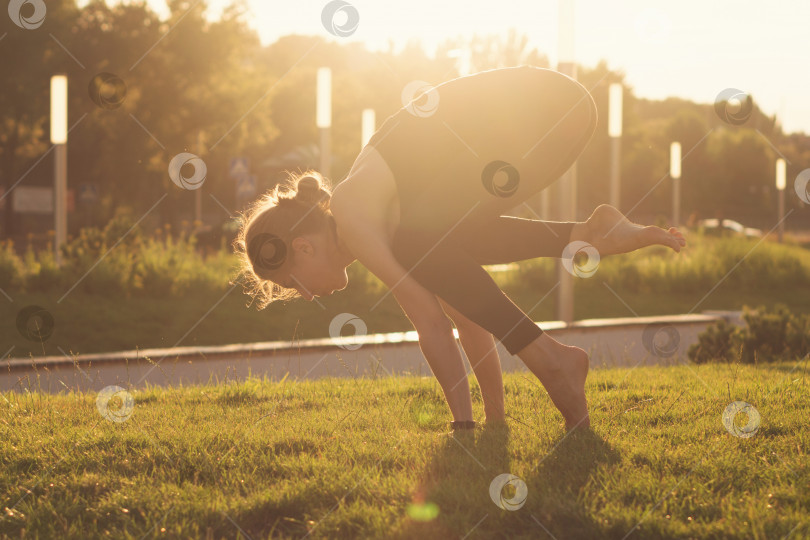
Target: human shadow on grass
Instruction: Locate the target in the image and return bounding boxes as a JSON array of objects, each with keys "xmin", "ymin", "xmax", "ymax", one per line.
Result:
[
  {"xmin": 393, "ymin": 421, "xmax": 621, "ymax": 540},
  {"xmin": 524, "ymin": 426, "xmax": 622, "ymax": 539}
]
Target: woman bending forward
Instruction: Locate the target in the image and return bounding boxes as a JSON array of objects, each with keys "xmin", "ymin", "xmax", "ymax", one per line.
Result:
[{"xmin": 234, "ymin": 65, "xmax": 686, "ymax": 432}]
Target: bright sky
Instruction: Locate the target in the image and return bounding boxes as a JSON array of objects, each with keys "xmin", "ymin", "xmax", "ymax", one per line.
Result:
[{"xmin": 105, "ymin": 0, "xmax": 808, "ymax": 134}]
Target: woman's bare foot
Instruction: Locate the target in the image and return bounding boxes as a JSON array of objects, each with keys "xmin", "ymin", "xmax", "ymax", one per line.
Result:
[
  {"xmin": 517, "ymin": 333, "xmax": 590, "ymax": 432},
  {"xmin": 578, "ymin": 204, "xmax": 687, "ymax": 257}
]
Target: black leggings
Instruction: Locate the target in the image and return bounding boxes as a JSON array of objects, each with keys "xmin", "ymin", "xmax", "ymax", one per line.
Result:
[{"xmin": 368, "ymin": 66, "xmax": 598, "ymax": 356}]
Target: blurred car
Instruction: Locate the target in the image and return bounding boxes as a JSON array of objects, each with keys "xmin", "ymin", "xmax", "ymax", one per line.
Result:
[{"xmin": 697, "ymin": 218, "xmax": 762, "ymax": 238}]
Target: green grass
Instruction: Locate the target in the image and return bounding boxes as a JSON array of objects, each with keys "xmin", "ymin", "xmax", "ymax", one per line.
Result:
[{"xmin": 1, "ymin": 360, "xmax": 807, "ymax": 539}]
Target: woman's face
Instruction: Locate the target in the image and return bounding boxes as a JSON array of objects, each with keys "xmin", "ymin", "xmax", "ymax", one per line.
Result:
[{"xmin": 273, "ymin": 231, "xmax": 348, "ymax": 301}]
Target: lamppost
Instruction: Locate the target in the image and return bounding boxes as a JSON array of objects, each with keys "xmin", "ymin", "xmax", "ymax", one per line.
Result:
[
  {"xmin": 556, "ymin": 0, "xmax": 576, "ymax": 324},
  {"xmin": 195, "ymin": 130, "xmax": 204, "ymax": 231},
  {"xmin": 776, "ymin": 158, "xmax": 786, "ymax": 243},
  {"xmin": 317, "ymin": 67, "xmax": 332, "ymax": 180},
  {"xmin": 670, "ymin": 141, "xmax": 681, "ymax": 228},
  {"xmin": 51, "ymin": 74, "xmax": 68, "ymax": 267},
  {"xmin": 361, "ymin": 108, "xmax": 375, "ymax": 149},
  {"xmin": 608, "ymin": 83, "xmax": 623, "ymax": 209}
]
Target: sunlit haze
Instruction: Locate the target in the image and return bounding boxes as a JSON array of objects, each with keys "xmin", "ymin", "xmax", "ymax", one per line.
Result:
[{"xmin": 100, "ymin": 0, "xmax": 809, "ymax": 134}]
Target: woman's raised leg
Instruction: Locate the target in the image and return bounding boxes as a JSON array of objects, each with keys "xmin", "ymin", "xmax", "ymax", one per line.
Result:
[
  {"xmin": 454, "ymin": 206, "xmax": 685, "ymax": 266},
  {"xmin": 455, "ymin": 214, "xmax": 579, "ymax": 264}
]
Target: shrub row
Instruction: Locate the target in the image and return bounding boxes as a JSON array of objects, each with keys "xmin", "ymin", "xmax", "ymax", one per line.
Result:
[
  {"xmin": 3, "ymin": 218, "xmax": 808, "ymax": 302},
  {"xmin": 0, "ymin": 210, "xmax": 239, "ymax": 298},
  {"xmin": 689, "ymin": 303, "xmax": 810, "ymax": 363}
]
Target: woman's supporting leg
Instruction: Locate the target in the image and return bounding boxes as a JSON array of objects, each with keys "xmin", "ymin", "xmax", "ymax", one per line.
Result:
[
  {"xmin": 393, "ymin": 227, "xmax": 590, "ymax": 429},
  {"xmin": 515, "ymin": 333, "xmax": 590, "ymax": 431},
  {"xmin": 438, "ymin": 296, "xmax": 505, "ymax": 422},
  {"xmin": 456, "ymin": 326, "xmax": 506, "ymax": 421},
  {"xmin": 415, "ymin": 323, "xmax": 475, "ymax": 423},
  {"xmin": 435, "ymin": 250, "xmax": 589, "ymax": 429}
]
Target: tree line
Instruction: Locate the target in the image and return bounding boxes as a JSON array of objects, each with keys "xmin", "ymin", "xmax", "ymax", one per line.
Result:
[{"xmin": 1, "ymin": 0, "xmax": 807, "ymax": 241}]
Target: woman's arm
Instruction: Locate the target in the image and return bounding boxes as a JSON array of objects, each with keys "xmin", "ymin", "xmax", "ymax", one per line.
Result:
[
  {"xmin": 330, "ymin": 197, "xmax": 474, "ymax": 421},
  {"xmin": 330, "ymin": 190, "xmax": 450, "ymax": 332}
]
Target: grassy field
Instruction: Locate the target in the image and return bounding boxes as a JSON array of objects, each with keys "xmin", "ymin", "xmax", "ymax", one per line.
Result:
[{"xmin": 1, "ymin": 360, "xmax": 807, "ymax": 539}]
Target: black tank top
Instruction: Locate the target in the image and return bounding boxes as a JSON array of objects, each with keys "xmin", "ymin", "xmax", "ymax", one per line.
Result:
[{"xmin": 366, "ymin": 65, "xmax": 596, "ymax": 237}]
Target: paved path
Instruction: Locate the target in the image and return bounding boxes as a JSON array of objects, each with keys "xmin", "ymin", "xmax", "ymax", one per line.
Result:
[{"xmin": 2, "ymin": 311, "xmax": 744, "ymax": 394}]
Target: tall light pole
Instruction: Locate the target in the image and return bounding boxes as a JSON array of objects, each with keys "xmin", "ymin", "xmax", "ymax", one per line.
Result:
[
  {"xmin": 556, "ymin": 0, "xmax": 576, "ymax": 325},
  {"xmin": 608, "ymin": 83, "xmax": 623, "ymax": 209},
  {"xmin": 51, "ymin": 74, "xmax": 68, "ymax": 268},
  {"xmin": 317, "ymin": 67, "xmax": 332, "ymax": 180},
  {"xmin": 361, "ymin": 108, "xmax": 375, "ymax": 149},
  {"xmin": 776, "ymin": 158, "xmax": 786, "ymax": 243},
  {"xmin": 196, "ymin": 130, "xmax": 204, "ymax": 231},
  {"xmin": 670, "ymin": 141, "xmax": 681, "ymax": 227}
]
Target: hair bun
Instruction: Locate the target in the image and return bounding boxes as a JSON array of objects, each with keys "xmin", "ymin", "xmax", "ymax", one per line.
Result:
[{"xmin": 295, "ymin": 173, "xmax": 325, "ymax": 205}]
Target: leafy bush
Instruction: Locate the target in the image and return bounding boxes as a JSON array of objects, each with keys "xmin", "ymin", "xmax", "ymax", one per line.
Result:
[
  {"xmin": 689, "ymin": 303, "xmax": 810, "ymax": 364},
  {"xmin": 6, "ymin": 208, "xmax": 234, "ymax": 299},
  {"xmin": 5, "ymin": 223, "xmax": 810, "ymax": 304},
  {"xmin": 0, "ymin": 238, "xmax": 25, "ymax": 290},
  {"xmin": 57, "ymin": 209, "xmax": 140, "ymax": 296},
  {"xmin": 136, "ymin": 231, "xmax": 202, "ymax": 297},
  {"xmin": 687, "ymin": 317, "xmax": 742, "ymax": 364},
  {"xmin": 22, "ymin": 243, "xmax": 60, "ymax": 292}
]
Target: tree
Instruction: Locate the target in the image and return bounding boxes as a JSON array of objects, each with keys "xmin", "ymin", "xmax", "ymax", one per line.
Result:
[{"xmin": 0, "ymin": 0, "xmax": 80, "ymax": 235}]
